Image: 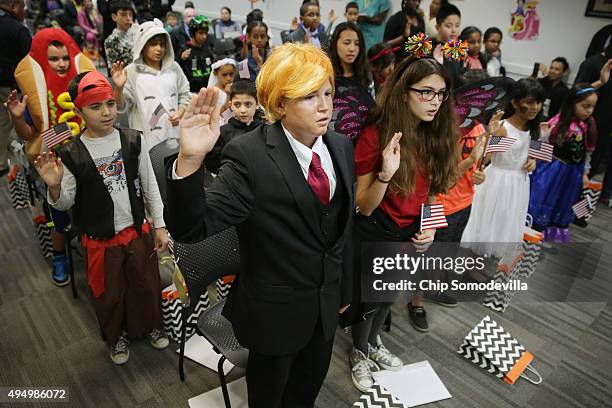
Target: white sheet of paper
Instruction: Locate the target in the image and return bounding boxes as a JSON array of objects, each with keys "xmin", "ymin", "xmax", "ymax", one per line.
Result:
[
  {"xmin": 176, "ymin": 335, "xmax": 234, "ymax": 375},
  {"xmin": 188, "ymin": 377, "xmax": 247, "ymax": 408},
  {"xmin": 372, "ymin": 361, "xmax": 452, "ymax": 407}
]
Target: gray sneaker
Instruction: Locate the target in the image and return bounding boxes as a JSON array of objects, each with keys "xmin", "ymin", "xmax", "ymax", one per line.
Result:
[
  {"xmin": 148, "ymin": 329, "xmax": 169, "ymax": 350},
  {"xmin": 368, "ymin": 336, "xmax": 403, "ymax": 371},
  {"xmin": 350, "ymin": 348, "xmax": 380, "ymax": 392},
  {"xmin": 110, "ymin": 335, "xmax": 130, "ymax": 365}
]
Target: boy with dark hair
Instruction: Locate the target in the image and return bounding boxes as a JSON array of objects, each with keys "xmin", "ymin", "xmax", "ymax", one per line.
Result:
[
  {"xmin": 34, "ymin": 71, "xmax": 169, "ymax": 365},
  {"xmin": 104, "ymin": 0, "xmax": 135, "ymax": 71},
  {"xmin": 205, "ymin": 79, "xmax": 263, "ymax": 173},
  {"xmin": 483, "ymin": 27, "xmax": 505, "ymax": 76},
  {"xmin": 531, "ymin": 56, "xmax": 570, "ymax": 119},
  {"xmin": 178, "ymin": 15, "xmax": 215, "ymax": 92},
  {"xmin": 288, "ymin": 1, "xmax": 329, "ymax": 49},
  {"xmin": 346, "ymin": 2, "xmax": 359, "ymax": 24},
  {"xmin": 433, "ymin": 3, "xmax": 462, "ymax": 87}
]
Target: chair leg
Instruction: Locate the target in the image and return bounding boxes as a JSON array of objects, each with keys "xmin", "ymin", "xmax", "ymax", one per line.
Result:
[
  {"xmin": 218, "ymin": 355, "xmax": 231, "ymax": 408},
  {"xmin": 179, "ymin": 305, "xmax": 189, "ymax": 381},
  {"xmin": 66, "ymin": 240, "xmax": 77, "ymax": 299}
]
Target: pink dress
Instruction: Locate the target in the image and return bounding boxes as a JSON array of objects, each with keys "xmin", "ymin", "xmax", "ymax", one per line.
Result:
[
  {"xmin": 77, "ymin": 8, "xmax": 102, "ymax": 49},
  {"xmin": 512, "ymin": 8, "xmax": 539, "ymax": 40}
]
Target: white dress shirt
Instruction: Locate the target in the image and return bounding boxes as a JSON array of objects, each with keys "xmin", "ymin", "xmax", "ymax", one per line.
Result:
[{"xmin": 281, "ymin": 124, "xmax": 336, "ymax": 201}]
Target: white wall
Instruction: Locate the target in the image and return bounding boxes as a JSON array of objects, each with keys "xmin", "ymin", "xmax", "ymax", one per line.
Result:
[
  {"xmin": 439, "ymin": 0, "xmax": 611, "ymax": 81},
  {"xmin": 177, "ymin": 0, "xmax": 609, "ymax": 81}
]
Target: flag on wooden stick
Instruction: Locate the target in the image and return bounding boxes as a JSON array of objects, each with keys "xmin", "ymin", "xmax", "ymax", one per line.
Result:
[{"xmin": 420, "ymin": 203, "xmax": 448, "ymax": 230}]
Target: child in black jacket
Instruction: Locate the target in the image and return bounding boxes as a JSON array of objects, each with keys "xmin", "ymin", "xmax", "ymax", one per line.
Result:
[{"xmin": 205, "ymin": 79, "xmax": 263, "ymax": 173}]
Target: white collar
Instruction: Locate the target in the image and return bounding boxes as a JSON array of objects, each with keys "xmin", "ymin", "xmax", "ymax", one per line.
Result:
[{"xmin": 281, "ymin": 123, "xmax": 324, "ymax": 170}]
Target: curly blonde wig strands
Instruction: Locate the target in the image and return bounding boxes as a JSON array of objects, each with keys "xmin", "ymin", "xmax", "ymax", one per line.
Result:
[
  {"xmin": 256, "ymin": 43, "xmax": 335, "ymax": 122},
  {"xmin": 371, "ymin": 56, "xmax": 460, "ymax": 196}
]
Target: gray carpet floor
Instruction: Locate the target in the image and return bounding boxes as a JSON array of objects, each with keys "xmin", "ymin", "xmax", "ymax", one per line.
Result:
[{"xmin": 1, "ymin": 175, "xmax": 611, "ymax": 408}]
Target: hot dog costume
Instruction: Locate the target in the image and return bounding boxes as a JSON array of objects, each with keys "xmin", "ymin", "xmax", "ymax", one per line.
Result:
[{"xmin": 14, "ymin": 28, "xmax": 95, "ymax": 160}]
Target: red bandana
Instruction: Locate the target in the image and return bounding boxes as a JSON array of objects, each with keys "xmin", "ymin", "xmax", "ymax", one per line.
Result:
[{"xmin": 74, "ymin": 71, "xmax": 115, "ymax": 108}]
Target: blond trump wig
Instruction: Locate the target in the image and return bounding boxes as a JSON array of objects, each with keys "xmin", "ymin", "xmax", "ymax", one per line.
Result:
[{"xmin": 256, "ymin": 43, "xmax": 335, "ymax": 122}]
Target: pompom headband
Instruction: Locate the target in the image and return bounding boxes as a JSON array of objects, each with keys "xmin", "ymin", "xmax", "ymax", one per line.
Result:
[{"xmin": 404, "ymin": 33, "xmax": 468, "ymax": 62}]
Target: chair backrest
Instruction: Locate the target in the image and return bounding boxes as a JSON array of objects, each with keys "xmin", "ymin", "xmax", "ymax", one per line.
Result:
[
  {"xmin": 213, "ymin": 38, "xmax": 238, "ymax": 57},
  {"xmin": 211, "ymin": 18, "xmax": 220, "ymax": 30},
  {"xmin": 280, "ymin": 30, "xmax": 291, "ymax": 44},
  {"xmin": 173, "ymin": 227, "xmax": 240, "ymax": 312},
  {"xmin": 148, "ymin": 138, "xmax": 180, "ymax": 203}
]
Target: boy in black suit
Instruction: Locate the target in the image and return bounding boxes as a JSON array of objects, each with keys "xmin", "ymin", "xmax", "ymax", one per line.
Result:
[{"xmin": 165, "ymin": 43, "xmax": 354, "ymax": 407}]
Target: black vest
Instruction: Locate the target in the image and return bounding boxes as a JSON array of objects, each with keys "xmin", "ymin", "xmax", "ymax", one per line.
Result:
[
  {"xmin": 312, "ymin": 154, "xmax": 348, "ymax": 250},
  {"xmin": 57, "ymin": 128, "xmax": 146, "ymax": 240}
]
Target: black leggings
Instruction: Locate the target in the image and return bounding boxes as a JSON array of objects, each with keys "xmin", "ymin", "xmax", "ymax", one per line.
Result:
[
  {"xmin": 351, "ymin": 209, "xmax": 419, "ymax": 353},
  {"xmin": 352, "ymin": 303, "xmax": 392, "ymax": 354}
]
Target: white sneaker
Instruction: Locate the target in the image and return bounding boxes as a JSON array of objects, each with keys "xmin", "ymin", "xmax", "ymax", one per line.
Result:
[
  {"xmin": 110, "ymin": 335, "xmax": 130, "ymax": 365},
  {"xmin": 350, "ymin": 348, "xmax": 379, "ymax": 392},
  {"xmin": 368, "ymin": 336, "xmax": 403, "ymax": 371},
  {"xmin": 148, "ymin": 328, "xmax": 170, "ymax": 350}
]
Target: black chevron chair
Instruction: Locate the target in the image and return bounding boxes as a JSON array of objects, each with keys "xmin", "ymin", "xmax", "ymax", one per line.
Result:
[{"xmin": 173, "ymin": 227, "xmax": 246, "ymax": 408}]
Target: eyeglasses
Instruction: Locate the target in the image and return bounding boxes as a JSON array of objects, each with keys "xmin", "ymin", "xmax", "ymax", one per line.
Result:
[{"xmin": 408, "ymin": 88, "xmax": 450, "ymax": 102}]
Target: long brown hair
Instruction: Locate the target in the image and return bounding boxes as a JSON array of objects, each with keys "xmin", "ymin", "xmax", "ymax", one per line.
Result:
[{"xmin": 370, "ymin": 56, "xmax": 459, "ymax": 196}]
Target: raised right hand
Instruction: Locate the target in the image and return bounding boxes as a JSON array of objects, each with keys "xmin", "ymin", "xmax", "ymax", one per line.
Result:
[
  {"xmin": 6, "ymin": 90, "xmax": 27, "ymax": 119},
  {"xmin": 488, "ymin": 110, "xmax": 504, "ymax": 135},
  {"xmin": 178, "ymin": 87, "xmax": 221, "ymax": 161},
  {"xmin": 539, "ymin": 121, "xmax": 551, "ymax": 139},
  {"xmin": 380, "ymin": 132, "xmax": 402, "ymax": 180},
  {"xmin": 34, "ymin": 152, "xmax": 64, "ymax": 187},
  {"xmin": 599, "ymin": 58, "xmax": 612, "ymax": 85},
  {"xmin": 111, "ymin": 61, "xmax": 128, "ymax": 89},
  {"xmin": 469, "ymin": 133, "xmax": 486, "ymax": 162},
  {"xmin": 327, "ymin": 9, "xmax": 337, "ymax": 22},
  {"xmin": 181, "ymin": 48, "xmax": 192, "ymax": 61},
  {"xmin": 290, "ymin": 16, "xmax": 298, "ymax": 31}
]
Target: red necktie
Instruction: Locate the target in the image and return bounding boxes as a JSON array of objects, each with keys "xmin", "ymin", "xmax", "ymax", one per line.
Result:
[{"xmin": 308, "ymin": 151, "xmax": 330, "ymax": 206}]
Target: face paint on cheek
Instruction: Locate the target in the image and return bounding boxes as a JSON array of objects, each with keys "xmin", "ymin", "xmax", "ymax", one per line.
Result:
[{"xmin": 519, "ymin": 105, "xmax": 529, "ymax": 114}]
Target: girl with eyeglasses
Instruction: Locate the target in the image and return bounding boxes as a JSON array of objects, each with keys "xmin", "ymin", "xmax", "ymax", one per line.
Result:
[{"xmin": 347, "ymin": 56, "xmax": 459, "ymax": 392}]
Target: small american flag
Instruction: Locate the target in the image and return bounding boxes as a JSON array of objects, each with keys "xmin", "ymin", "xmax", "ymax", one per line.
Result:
[
  {"xmin": 572, "ymin": 198, "xmax": 591, "ymax": 219},
  {"xmin": 528, "ymin": 140, "xmax": 554, "ymax": 162},
  {"xmin": 485, "ymin": 135, "xmax": 516, "ymax": 154},
  {"xmin": 420, "ymin": 203, "xmax": 448, "ymax": 230},
  {"xmin": 41, "ymin": 122, "xmax": 72, "ymax": 148}
]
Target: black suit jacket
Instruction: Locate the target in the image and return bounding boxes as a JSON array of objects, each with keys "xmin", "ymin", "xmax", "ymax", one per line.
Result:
[{"xmin": 165, "ymin": 122, "xmax": 355, "ymax": 355}]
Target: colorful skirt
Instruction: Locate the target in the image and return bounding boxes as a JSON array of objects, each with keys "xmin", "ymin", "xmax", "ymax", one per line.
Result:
[{"xmin": 528, "ymin": 159, "xmax": 584, "ymax": 228}]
